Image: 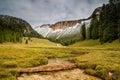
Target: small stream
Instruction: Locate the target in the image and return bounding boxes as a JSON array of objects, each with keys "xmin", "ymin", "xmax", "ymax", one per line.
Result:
[{"xmin": 18, "ymin": 58, "xmax": 101, "ymax": 80}]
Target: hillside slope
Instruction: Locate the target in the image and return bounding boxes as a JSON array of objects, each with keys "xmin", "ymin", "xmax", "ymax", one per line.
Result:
[
  {"xmin": 0, "ymin": 15, "xmax": 43, "ymax": 43},
  {"xmin": 70, "ymin": 39, "xmax": 120, "ymax": 48}
]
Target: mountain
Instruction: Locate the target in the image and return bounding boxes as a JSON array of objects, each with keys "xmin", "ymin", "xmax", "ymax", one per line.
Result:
[
  {"xmin": 35, "ymin": 7, "xmax": 102, "ymax": 45},
  {"xmin": 36, "ymin": 0, "xmax": 120, "ymax": 46},
  {"xmin": 0, "ymin": 15, "xmax": 43, "ymax": 43}
]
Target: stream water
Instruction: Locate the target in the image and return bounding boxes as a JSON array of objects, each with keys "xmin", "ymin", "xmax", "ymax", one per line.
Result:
[{"xmin": 18, "ymin": 58, "xmax": 101, "ymax": 80}]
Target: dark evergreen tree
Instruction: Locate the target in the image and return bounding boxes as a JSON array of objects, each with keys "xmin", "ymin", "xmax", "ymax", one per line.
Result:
[
  {"xmin": 90, "ymin": 17, "xmax": 99, "ymax": 39},
  {"xmin": 80, "ymin": 23, "xmax": 86, "ymax": 40},
  {"xmin": 25, "ymin": 39, "xmax": 28, "ymax": 44},
  {"xmin": 118, "ymin": 20, "xmax": 120, "ymax": 41},
  {"xmin": 86, "ymin": 27, "xmax": 90, "ymax": 39},
  {"xmin": 98, "ymin": 0, "xmax": 120, "ymax": 43}
]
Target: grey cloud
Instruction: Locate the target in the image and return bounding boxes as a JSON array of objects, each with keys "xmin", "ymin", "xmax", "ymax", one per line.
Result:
[{"xmin": 0, "ymin": 0, "xmax": 108, "ymax": 27}]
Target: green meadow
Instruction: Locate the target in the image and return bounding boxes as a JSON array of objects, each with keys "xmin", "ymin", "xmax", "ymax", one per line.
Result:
[{"xmin": 0, "ymin": 38, "xmax": 120, "ymax": 80}]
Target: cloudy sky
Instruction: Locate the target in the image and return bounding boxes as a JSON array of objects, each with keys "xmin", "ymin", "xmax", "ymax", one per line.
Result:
[{"xmin": 0, "ymin": 0, "xmax": 108, "ymax": 27}]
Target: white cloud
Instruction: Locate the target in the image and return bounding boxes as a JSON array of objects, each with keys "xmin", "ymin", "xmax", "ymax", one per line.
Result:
[{"xmin": 0, "ymin": 0, "xmax": 108, "ymax": 27}]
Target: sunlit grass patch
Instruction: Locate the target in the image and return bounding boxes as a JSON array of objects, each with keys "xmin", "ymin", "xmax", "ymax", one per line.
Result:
[{"xmin": 75, "ymin": 49, "xmax": 120, "ymax": 80}]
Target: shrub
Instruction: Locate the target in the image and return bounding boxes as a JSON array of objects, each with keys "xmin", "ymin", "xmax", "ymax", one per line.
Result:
[
  {"xmin": 78, "ymin": 63, "xmax": 88, "ymax": 69},
  {"xmin": 18, "ymin": 57, "xmax": 48, "ymax": 68},
  {"xmin": 0, "ymin": 68, "xmax": 17, "ymax": 80},
  {"xmin": 2, "ymin": 61, "xmax": 17, "ymax": 68},
  {"xmin": 77, "ymin": 62, "xmax": 97, "ymax": 69},
  {"xmin": 84, "ymin": 69, "xmax": 96, "ymax": 76},
  {"xmin": 67, "ymin": 58, "xmax": 76, "ymax": 63},
  {"xmin": 112, "ymin": 68, "xmax": 120, "ymax": 80},
  {"xmin": 95, "ymin": 65, "xmax": 115, "ymax": 80},
  {"xmin": 70, "ymin": 50, "xmax": 88, "ymax": 55},
  {"xmin": 0, "ymin": 69, "xmax": 11, "ymax": 78},
  {"xmin": 95, "ymin": 65, "xmax": 104, "ymax": 70}
]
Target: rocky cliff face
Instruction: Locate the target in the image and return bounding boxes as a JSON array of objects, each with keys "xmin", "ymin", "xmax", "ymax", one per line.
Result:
[
  {"xmin": 35, "ymin": 7, "xmax": 102, "ymax": 39},
  {"xmin": 51, "ymin": 20, "xmax": 81, "ymax": 30}
]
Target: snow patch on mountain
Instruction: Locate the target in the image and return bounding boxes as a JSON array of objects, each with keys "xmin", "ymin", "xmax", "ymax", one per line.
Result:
[{"xmin": 35, "ymin": 19, "xmax": 91, "ymax": 40}]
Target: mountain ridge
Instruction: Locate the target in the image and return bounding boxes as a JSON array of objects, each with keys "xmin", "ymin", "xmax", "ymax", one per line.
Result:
[
  {"xmin": 35, "ymin": 7, "xmax": 102, "ymax": 45},
  {"xmin": 36, "ymin": 7, "xmax": 102, "ymax": 30}
]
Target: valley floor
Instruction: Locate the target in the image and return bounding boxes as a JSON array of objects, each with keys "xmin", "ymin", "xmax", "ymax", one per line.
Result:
[{"xmin": 0, "ymin": 38, "xmax": 120, "ymax": 80}]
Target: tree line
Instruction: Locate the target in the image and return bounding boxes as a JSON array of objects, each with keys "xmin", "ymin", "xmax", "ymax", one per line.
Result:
[
  {"xmin": 45, "ymin": 0, "xmax": 120, "ymax": 46},
  {"xmin": 86, "ymin": 0, "xmax": 120, "ymax": 44},
  {"xmin": 0, "ymin": 15, "xmax": 43, "ymax": 43}
]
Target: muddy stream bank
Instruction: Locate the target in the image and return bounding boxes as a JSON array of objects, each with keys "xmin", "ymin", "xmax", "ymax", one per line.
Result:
[{"xmin": 18, "ymin": 58, "xmax": 101, "ymax": 80}]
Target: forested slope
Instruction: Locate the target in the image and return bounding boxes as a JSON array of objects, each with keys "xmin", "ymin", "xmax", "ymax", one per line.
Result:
[{"xmin": 0, "ymin": 15, "xmax": 43, "ymax": 43}]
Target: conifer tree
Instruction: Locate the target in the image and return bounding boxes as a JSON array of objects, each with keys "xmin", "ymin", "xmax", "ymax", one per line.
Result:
[{"xmin": 80, "ymin": 23, "xmax": 86, "ymax": 40}]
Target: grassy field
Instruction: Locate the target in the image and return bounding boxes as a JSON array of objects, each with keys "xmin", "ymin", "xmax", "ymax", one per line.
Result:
[
  {"xmin": 70, "ymin": 39, "xmax": 120, "ymax": 48},
  {"xmin": 70, "ymin": 39, "xmax": 120, "ymax": 80},
  {"xmin": 0, "ymin": 38, "xmax": 120, "ymax": 80},
  {"xmin": 0, "ymin": 38, "xmax": 84, "ymax": 80}
]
